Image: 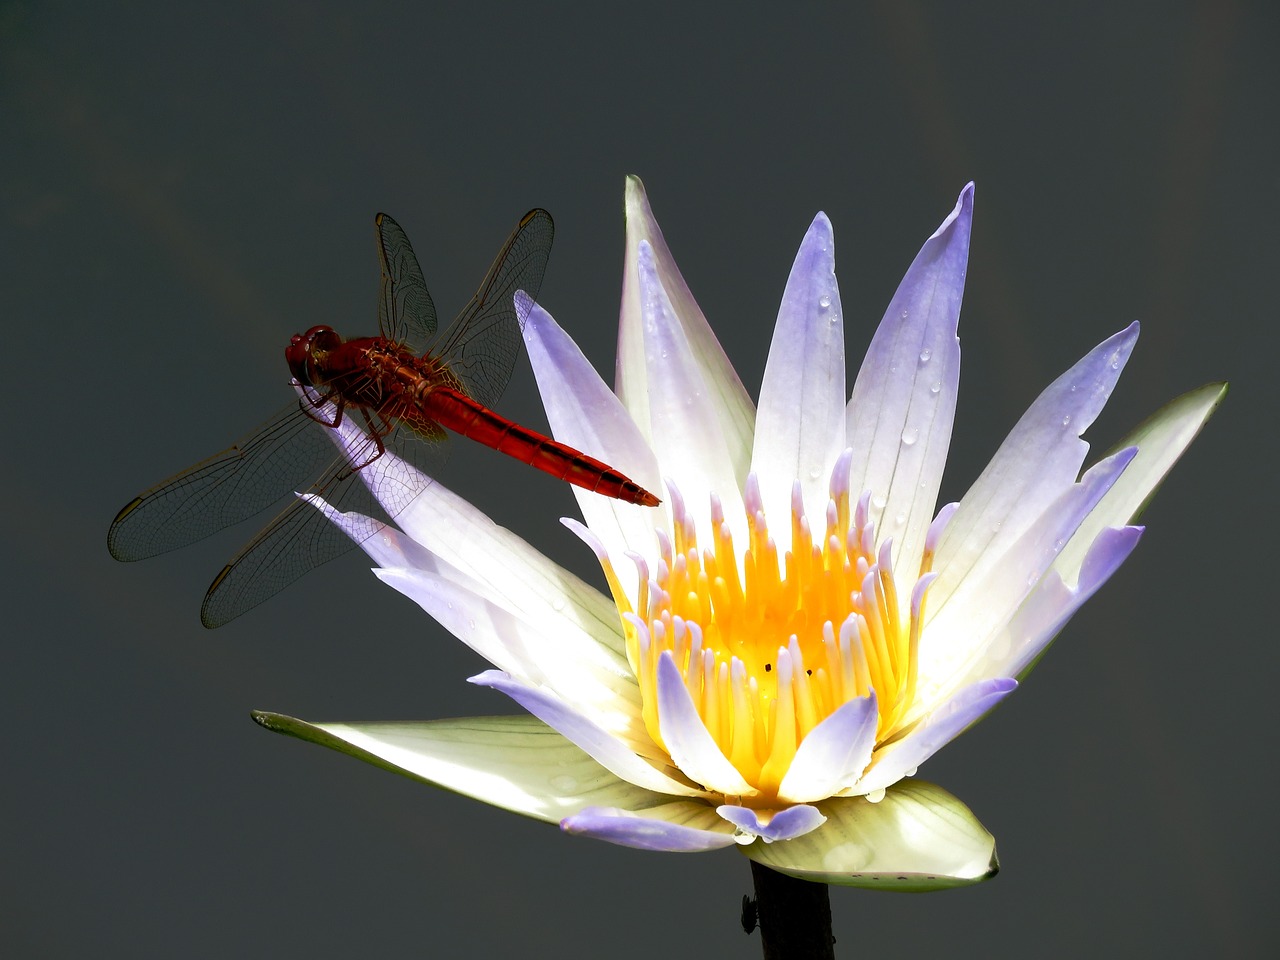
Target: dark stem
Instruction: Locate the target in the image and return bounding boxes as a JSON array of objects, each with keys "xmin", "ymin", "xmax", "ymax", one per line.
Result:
[{"xmin": 746, "ymin": 861, "xmax": 836, "ymax": 959}]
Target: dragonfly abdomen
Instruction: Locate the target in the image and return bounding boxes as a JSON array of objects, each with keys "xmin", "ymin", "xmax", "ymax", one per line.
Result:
[{"xmin": 423, "ymin": 387, "xmax": 659, "ymax": 507}]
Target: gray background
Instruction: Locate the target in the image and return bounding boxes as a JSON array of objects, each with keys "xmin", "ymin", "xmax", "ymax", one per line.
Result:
[{"xmin": 2, "ymin": 1, "xmax": 1273, "ymax": 956}]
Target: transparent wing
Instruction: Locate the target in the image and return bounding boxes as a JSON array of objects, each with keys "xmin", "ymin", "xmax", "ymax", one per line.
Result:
[
  {"xmin": 376, "ymin": 212, "xmax": 438, "ymax": 353},
  {"xmin": 429, "ymin": 208, "xmax": 554, "ymax": 410},
  {"xmin": 107, "ymin": 400, "xmax": 335, "ymax": 562},
  {"xmin": 198, "ymin": 393, "xmax": 448, "ymax": 628}
]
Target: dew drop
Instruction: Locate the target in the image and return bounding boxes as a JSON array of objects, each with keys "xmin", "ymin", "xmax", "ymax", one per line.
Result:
[
  {"xmin": 894, "ymin": 512, "xmax": 906, "ymax": 527},
  {"xmin": 467, "ymin": 618, "xmax": 476, "ymax": 631},
  {"xmin": 550, "ymin": 774, "xmax": 578, "ymax": 793},
  {"xmin": 901, "ymin": 426, "xmax": 918, "ymax": 446},
  {"xmin": 1061, "ymin": 414, "xmax": 1072, "ymax": 427},
  {"xmin": 808, "ymin": 466, "xmax": 823, "ymax": 480},
  {"xmin": 819, "ymin": 294, "xmax": 831, "ymax": 308},
  {"xmin": 918, "ymin": 348, "xmax": 931, "ymax": 364},
  {"xmin": 899, "ymin": 309, "xmax": 909, "ymax": 321},
  {"xmin": 872, "ymin": 494, "xmax": 887, "ymax": 510},
  {"xmin": 1069, "ymin": 383, "xmax": 1079, "ymax": 393},
  {"xmin": 929, "ymin": 380, "xmax": 942, "ymax": 394},
  {"xmin": 552, "ymin": 596, "xmax": 567, "ymax": 611}
]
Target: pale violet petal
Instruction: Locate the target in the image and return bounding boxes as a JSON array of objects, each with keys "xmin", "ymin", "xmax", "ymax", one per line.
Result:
[
  {"xmin": 520, "ymin": 298, "xmax": 665, "ymax": 561},
  {"xmin": 656, "ymin": 652, "xmax": 757, "ymax": 797},
  {"xmin": 853, "ymin": 679, "xmax": 1017, "ymax": 796},
  {"xmin": 777, "ymin": 693, "xmax": 879, "ymax": 803},
  {"xmin": 470, "ymin": 670, "xmax": 703, "ymax": 796},
  {"xmin": 846, "ymin": 184, "xmax": 971, "ymax": 582},
  {"xmin": 252, "ymin": 712, "xmax": 668, "ymax": 825},
  {"xmin": 636, "ymin": 240, "xmax": 745, "ymax": 537},
  {"xmin": 562, "ymin": 802, "xmax": 737, "ymax": 852},
  {"xmin": 975, "ymin": 525, "xmax": 1144, "ymax": 684},
  {"xmin": 932, "ymin": 323, "xmax": 1140, "ymax": 611},
  {"xmin": 717, "ymin": 804, "xmax": 827, "ymax": 843},
  {"xmin": 752, "ymin": 212, "xmax": 847, "ymax": 531},
  {"xmin": 743, "ymin": 780, "xmax": 998, "ymax": 889},
  {"xmin": 319, "ymin": 506, "xmax": 634, "ymax": 685},
  {"xmin": 388, "ymin": 474, "xmax": 629, "ymax": 662},
  {"xmin": 921, "ymin": 446, "xmax": 1137, "ymax": 689},
  {"xmin": 1054, "ymin": 381, "xmax": 1226, "ymax": 583},
  {"xmin": 617, "ymin": 176, "xmax": 755, "ymax": 477},
  {"xmin": 373, "ymin": 567, "xmax": 643, "ymax": 738}
]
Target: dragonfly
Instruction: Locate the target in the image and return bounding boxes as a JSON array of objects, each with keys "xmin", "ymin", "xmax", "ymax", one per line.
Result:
[{"xmin": 108, "ymin": 209, "xmax": 660, "ymax": 628}]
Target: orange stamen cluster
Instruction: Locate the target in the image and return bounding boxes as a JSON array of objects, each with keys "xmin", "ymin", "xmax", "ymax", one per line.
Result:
[{"xmin": 598, "ymin": 453, "xmax": 946, "ymax": 801}]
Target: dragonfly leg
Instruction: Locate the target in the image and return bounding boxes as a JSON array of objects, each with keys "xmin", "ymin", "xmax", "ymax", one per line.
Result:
[
  {"xmin": 298, "ymin": 387, "xmax": 346, "ymax": 428},
  {"xmin": 342, "ymin": 408, "xmax": 388, "ymax": 472}
]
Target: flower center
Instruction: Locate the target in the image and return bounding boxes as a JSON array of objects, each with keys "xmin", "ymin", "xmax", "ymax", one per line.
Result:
[{"xmin": 601, "ymin": 453, "xmax": 946, "ymax": 802}]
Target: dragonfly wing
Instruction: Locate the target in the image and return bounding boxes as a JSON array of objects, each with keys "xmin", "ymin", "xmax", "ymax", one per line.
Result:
[
  {"xmin": 107, "ymin": 400, "xmax": 335, "ymax": 562},
  {"xmin": 431, "ymin": 208, "xmax": 554, "ymax": 411},
  {"xmin": 376, "ymin": 212, "xmax": 438, "ymax": 352},
  {"xmin": 199, "ymin": 398, "xmax": 451, "ymax": 628}
]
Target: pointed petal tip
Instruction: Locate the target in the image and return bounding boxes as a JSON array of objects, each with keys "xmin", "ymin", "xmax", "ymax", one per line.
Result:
[
  {"xmin": 625, "ymin": 176, "xmax": 651, "ymax": 216},
  {"xmin": 933, "ymin": 183, "xmax": 975, "ymax": 240}
]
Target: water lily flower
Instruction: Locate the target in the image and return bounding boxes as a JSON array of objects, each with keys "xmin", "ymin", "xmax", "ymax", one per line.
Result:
[{"xmin": 255, "ymin": 179, "xmax": 1223, "ymax": 889}]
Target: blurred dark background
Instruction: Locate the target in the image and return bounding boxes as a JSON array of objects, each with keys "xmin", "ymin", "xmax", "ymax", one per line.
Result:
[{"xmin": 1, "ymin": 1, "xmax": 1272, "ymax": 956}]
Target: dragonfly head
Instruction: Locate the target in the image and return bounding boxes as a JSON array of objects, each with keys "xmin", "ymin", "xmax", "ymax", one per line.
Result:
[{"xmin": 286, "ymin": 325, "xmax": 342, "ymax": 387}]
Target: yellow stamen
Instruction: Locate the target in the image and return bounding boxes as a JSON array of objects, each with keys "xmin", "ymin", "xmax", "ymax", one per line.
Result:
[{"xmin": 597, "ymin": 460, "xmax": 947, "ymax": 804}]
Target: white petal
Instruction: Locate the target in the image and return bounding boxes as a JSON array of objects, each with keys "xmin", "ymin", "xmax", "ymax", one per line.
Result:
[
  {"xmin": 920, "ymin": 447, "xmax": 1136, "ymax": 700},
  {"xmin": 471, "ymin": 671, "xmax": 704, "ymax": 797},
  {"xmin": 617, "ymin": 176, "xmax": 755, "ymax": 477},
  {"xmin": 1054, "ymin": 381, "xmax": 1226, "ymax": 583},
  {"xmin": 656, "ymin": 652, "xmax": 757, "ymax": 797},
  {"xmin": 252, "ymin": 712, "xmax": 668, "ymax": 825},
  {"xmin": 974, "ymin": 525, "xmax": 1144, "ymax": 684},
  {"xmin": 932, "ymin": 323, "xmax": 1140, "ymax": 611},
  {"xmin": 742, "ymin": 780, "xmax": 998, "ymax": 889},
  {"xmin": 372, "ymin": 565, "xmax": 643, "ymax": 739},
  {"xmin": 562, "ymin": 801, "xmax": 737, "ymax": 851},
  {"xmin": 635, "ymin": 241, "xmax": 745, "ymax": 536},
  {"xmin": 387, "ymin": 475, "xmax": 630, "ymax": 662},
  {"xmin": 777, "ymin": 693, "xmax": 878, "ymax": 803},
  {"xmin": 846, "ymin": 184, "xmax": 972, "ymax": 582},
  {"xmin": 521, "ymin": 299, "xmax": 664, "ymax": 561},
  {"xmin": 752, "ymin": 212, "xmax": 847, "ymax": 532},
  {"xmin": 853, "ymin": 679, "xmax": 1016, "ymax": 795}
]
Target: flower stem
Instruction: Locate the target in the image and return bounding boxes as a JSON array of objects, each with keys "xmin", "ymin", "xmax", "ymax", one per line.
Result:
[{"xmin": 747, "ymin": 861, "xmax": 836, "ymax": 959}]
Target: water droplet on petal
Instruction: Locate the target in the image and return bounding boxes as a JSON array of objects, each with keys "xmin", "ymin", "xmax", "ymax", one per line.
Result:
[
  {"xmin": 918, "ymin": 348, "xmax": 931, "ymax": 364},
  {"xmin": 899, "ymin": 309, "xmax": 909, "ymax": 321},
  {"xmin": 552, "ymin": 596, "xmax": 566, "ymax": 611},
  {"xmin": 872, "ymin": 494, "xmax": 887, "ymax": 510},
  {"xmin": 930, "ymin": 381, "xmax": 942, "ymax": 394},
  {"xmin": 467, "ymin": 618, "xmax": 477, "ymax": 631},
  {"xmin": 894, "ymin": 512, "xmax": 906, "ymax": 527},
  {"xmin": 550, "ymin": 774, "xmax": 578, "ymax": 793},
  {"xmin": 819, "ymin": 294, "xmax": 831, "ymax": 308},
  {"xmin": 901, "ymin": 427, "xmax": 918, "ymax": 446}
]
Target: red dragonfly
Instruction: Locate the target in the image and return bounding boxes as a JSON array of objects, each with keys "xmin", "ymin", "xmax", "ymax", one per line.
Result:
[{"xmin": 108, "ymin": 209, "xmax": 660, "ymax": 628}]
